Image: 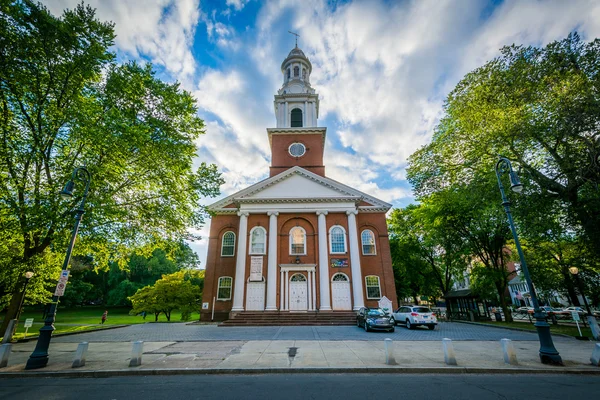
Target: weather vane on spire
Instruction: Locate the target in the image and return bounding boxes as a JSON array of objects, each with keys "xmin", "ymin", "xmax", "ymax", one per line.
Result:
[{"xmin": 288, "ymin": 31, "xmax": 300, "ymax": 47}]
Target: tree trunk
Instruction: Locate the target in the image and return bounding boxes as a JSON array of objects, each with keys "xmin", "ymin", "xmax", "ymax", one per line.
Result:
[
  {"xmin": 0, "ymin": 288, "xmax": 22, "ymax": 336},
  {"xmin": 165, "ymin": 311, "xmax": 170, "ymax": 321},
  {"xmin": 154, "ymin": 312, "xmax": 159, "ymax": 322},
  {"xmin": 561, "ymin": 268, "xmax": 580, "ymax": 306},
  {"xmin": 494, "ymin": 281, "xmax": 513, "ymax": 322}
]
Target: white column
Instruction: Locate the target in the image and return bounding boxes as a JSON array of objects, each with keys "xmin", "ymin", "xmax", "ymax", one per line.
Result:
[
  {"xmin": 317, "ymin": 211, "xmax": 331, "ymax": 310},
  {"xmin": 311, "ymin": 270, "xmax": 317, "ymax": 311},
  {"xmin": 284, "ymin": 101, "xmax": 288, "ymax": 127},
  {"xmin": 280, "ymin": 270, "xmax": 284, "ymax": 310},
  {"xmin": 232, "ymin": 211, "xmax": 249, "ymax": 311},
  {"xmin": 266, "ymin": 212, "xmax": 279, "ymax": 310},
  {"xmin": 304, "ymin": 101, "xmax": 308, "ymax": 127},
  {"xmin": 313, "ymin": 102, "xmax": 317, "ymax": 125},
  {"xmin": 307, "ymin": 271, "xmax": 312, "ymax": 311},
  {"xmin": 285, "ymin": 270, "xmax": 289, "ymax": 310},
  {"xmin": 347, "ymin": 210, "xmax": 365, "ymax": 310}
]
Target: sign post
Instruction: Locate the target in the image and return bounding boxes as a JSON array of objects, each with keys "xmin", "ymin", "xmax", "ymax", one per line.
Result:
[{"xmin": 24, "ymin": 318, "xmax": 34, "ymax": 338}]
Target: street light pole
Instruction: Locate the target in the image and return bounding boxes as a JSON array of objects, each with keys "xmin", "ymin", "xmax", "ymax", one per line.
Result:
[
  {"xmin": 568, "ymin": 267, "xmax": 600, "ymax": 340},
  {"xmin": 495, "ymin": 156, "xmax": 562, "ymax": 365},
  {"xmin": 25, "ymin": 166, "xmax": 91, "ymax": 370}
]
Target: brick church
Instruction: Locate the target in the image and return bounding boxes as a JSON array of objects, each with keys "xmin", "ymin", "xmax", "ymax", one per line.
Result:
[{"xmin": 201, "ymin": 44, "xmax": 397, "ymax": 323}]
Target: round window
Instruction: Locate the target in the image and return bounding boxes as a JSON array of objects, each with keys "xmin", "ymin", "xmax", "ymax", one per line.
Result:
[{"xmin": 288, "ymin": 143, "xmax": 306, "ymax": 157}]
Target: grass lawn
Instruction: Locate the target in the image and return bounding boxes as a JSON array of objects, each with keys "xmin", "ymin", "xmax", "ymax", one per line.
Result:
[
  {"xmin": 480, "ymin": 320, "xmax": 594, "ymax": 339},
  {"xmin": 1, "ymin": 306, "xmax": 201, "ymax": 341}
]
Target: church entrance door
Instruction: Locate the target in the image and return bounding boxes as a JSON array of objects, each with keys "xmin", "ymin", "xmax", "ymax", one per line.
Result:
[
  {"xmin": 289, "ymin": 273, "xmax": 308, "ymax": 311},
  {"xmin": 331, "ymin": 273, "xmax": 352, "ymax": 310},
  {"xmin": 246, "ymin": 281, "xmax": 265, "ymax": 311}
]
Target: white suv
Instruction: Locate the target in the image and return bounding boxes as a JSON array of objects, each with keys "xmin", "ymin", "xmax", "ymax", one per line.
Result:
[{"xmin": 392, "ymin": 306, "xmax": 438, "ymax": 330}]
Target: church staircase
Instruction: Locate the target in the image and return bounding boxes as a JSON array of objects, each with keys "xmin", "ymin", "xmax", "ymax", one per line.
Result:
[{"xmin": 219, "ymin": 311, "xmax": 357, "ymax": 326}]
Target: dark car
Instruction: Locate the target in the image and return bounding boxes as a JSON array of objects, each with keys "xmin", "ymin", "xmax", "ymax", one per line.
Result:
[{"xmin": 357, "ymin": 307, "xmax": 395, "ymax": 332}]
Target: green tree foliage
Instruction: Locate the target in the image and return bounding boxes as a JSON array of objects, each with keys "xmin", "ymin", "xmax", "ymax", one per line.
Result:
[
  {"xmin": 129, "ymin": 270, "xmax": 204, "ymax": 321},
  {"xmin": 0, "ymin": 1, "xmax": 223, "ymax": 330},
  {"xmin": 407, "ymin": 33, "xmax": 600, "ymax": 315},
  {"xmin": 388, "ymin": 202, "xmax": 470, "ymax": 304},
  {"xmin": 408, "ymin": 33, "xmax": 600, "ymax": 260}
]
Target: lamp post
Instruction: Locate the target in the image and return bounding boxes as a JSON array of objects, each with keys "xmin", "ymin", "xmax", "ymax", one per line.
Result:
[
  {"xmin": 568, "ymin": 267, "xmax": 600, "ymax": 340},
  {"xmin": 14, "ymin": 271, "xmax": 34, "ymax": 328},
  {"xmin": 25, "ymin": 166, "xmax": 91, "ymax": 370},
  {"xmin": 495, "ymin": 156, "xmax": 562, "ymax": 365}
]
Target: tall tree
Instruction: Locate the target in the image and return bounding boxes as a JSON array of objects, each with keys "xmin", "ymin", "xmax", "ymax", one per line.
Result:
[
  {"xmin": 408, "ymin": 33, "xmax": 600, "ymax": 260},
  {"xmin": 0, "ymin": 1, "xmax": 223, "ymax": 332}
]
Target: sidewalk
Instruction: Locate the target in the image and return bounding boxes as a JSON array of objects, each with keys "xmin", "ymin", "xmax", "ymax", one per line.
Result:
[{"xmin": 1, "ymin": 337, "xmax": 599, "ymax": 377}]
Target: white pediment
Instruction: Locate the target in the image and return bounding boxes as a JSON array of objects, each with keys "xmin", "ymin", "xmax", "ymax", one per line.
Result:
[
  {"xmin": 209, "ymin": 166, "xmax": 391, "ymax": 213},
  {"xmin": 242, "ymin": 173, "xmax": 344, "ymax": 199}
]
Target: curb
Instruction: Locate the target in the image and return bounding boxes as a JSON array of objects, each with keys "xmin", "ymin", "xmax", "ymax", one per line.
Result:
[
  {"xmin": 12, "ymin": 325, "xmax": 130, "ymax": 343},
  {"xmin": 1, "ymin": 366, "xmax": 599, "ymax": 379},
  {"xmin": 454, "ymin": 321, "xmax": 581, "ymax": 340}
]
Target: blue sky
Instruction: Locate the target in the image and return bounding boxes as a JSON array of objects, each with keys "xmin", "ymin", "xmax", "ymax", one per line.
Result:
[{"xmin": 45, "ymin": 0, "xmax": 600, "ymax": 266}]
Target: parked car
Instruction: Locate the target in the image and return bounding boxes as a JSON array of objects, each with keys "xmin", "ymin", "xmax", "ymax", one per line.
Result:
[
  {"xmin": 515, "ymin": 306, "xmax": 534, "ymax": 314},
  {"xmin": 356, "ymin": 307, "xmax": 395, "ymax": 332},
  {"xmin": 564, "ymin": 306, "xmax": 587, "ymax": 315},
  {"xmin": 539, "ymin": 306, "xmax": 568, "ymax": 315},
  {"xmin": 391, "ymin": 305, "xmax": 437, "ymax": 330}
]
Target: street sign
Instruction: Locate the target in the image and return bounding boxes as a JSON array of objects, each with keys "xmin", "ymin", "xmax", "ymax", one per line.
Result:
[
  {"xmin": 572, "ymin": 311, "xmax": 581, "ymax": 321},
  {"xmin": 24, "ymin": 318, "xmax": 34, "ymax": 338},
  {"xmin": 58, "ymin": 270, "xmax": 70, "ymax": 282},
  {"xmin": 54, "ymin": 281, "xmax": 67, "ymax": 296}
]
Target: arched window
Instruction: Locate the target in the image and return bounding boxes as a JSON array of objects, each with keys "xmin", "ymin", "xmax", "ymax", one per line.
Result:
[
  {"xmin": 289, "ymin": 227, "xmax": 306, "ymax": 255},
  {"xmin": 287, "ymin": 68, "xmax": 290, "ymax": 79},
  {"xmin": 290, "ymin": 273, "xmax": 307, "ymax": 282},
  {"xmin": 329, "ymin": 225, "xmax": 346, "ymax": 254},
  {"xmin": 302, "ymin": 69, "xmax": 306, "ymax": 80},
  {"xmin": 332, "ymin": 273, "xmax": 349, "ymax": 282},
  {"xmin": 365, "ymin": 276, "xmax": 381, "ymax": 299},
  {"xmin": 291, "ymin": 108, "xmax": 303, "ymax": 127},
  {"xmin": 217, "ymin": 276, "xmax": 233, "ymax": 300},
  {"xmin": 221, "ymin": 231, "xmax": 236, "ymax": 257},
  {"xmin": 249, "ymin": 226, "xmax": 267, "ymax": 254},
  {"xmin": 294, "ymin": 65, "xmax": 299, "ymax": 77},
  {"xmin": 361, "ymin": 229, "xmax": 376, "ymax": 255}
]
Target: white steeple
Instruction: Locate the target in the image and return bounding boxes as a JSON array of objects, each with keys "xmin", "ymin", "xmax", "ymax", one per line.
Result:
[{"xmin": 274, "ymin": 44, "xmax": 319, "ymax": 128}]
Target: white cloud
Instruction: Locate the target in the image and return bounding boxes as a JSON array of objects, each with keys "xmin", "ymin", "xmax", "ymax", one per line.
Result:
[{"xmin": 45, "ymin": 0, "xmax": 200, "ymax": 79}]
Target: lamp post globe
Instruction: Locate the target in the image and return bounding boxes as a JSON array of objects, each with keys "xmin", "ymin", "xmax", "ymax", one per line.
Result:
[
  {"xmin": 495, "ymin": 156, "xmax": 562, "ymax": 365},
  {"xmin": 25, "ymin": 166, "xmax": 91, "ymax": 369}
]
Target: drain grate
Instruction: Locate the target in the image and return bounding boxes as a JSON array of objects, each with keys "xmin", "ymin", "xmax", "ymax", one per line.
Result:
[{"xmin": 287, "ymin": 347, "xmax": 298, "ymax": 357}]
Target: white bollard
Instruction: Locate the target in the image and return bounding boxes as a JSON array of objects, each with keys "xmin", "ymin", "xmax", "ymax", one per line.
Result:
[
  {"xmin": 72, "ymin": 342, "xmax": 89, "ymax": 368},
  {"xmin": 129, "ymin": 340, "xmax": 144, "ymax": 367},
  {"xmin": 384, "ymin": 338, "xmax": 396, "ymax": 365},
  {"xmin": 500, "ymin": 339, "xmax": 518, "ymax": 365},
  {"xmin": 442, "ymin": 338, "xmax": 457, "ymax": 366},
  {"xmin": 591, "ymin": 343, "xmax": 600, "ymax": 367},
  {"xmin": 0, "ymin": 343, "xmax": 12, "ymax": 368}
]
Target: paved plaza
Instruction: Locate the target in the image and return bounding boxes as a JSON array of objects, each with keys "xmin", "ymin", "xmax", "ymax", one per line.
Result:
[
  {"xmin": 1, "ymin": 322, "xmax": 598, "ymax": 375},
  {"xmin": 50, "ymin": 321, "xmax": 545, "ymax": 342}
]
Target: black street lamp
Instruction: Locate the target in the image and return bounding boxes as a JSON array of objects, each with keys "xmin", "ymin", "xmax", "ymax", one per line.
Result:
[
  {"xmin": 568, "ymin": 267, "xmax": 600, "ymax": 340},
  {"xmin": 25, "ymin": 166, "xmax": 91, "ymax": 370},
  {"xmin": 495, "ymin": 156, "xmax": 562, "ymax": 365}
]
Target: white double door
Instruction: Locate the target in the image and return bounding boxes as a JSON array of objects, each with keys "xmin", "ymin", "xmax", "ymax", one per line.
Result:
[
  {"xmin": 246, "ymin": 282, "xmax": 265, "ymax": 311},
  {"xmin": 289, "ymin": 281, "xmax": 308, "ymax": 311},
  {"xmin": 331, "ymin": 278, "xmax": 352, "ymax": 310}
]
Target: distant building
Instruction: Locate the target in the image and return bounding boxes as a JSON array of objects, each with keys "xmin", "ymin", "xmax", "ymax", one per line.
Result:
[{"xmin": 200, "ymin": 45, "xmax": 398, "ymax": 322}]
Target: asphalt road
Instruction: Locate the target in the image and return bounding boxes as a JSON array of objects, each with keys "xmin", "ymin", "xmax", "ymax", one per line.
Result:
[{"xmin": 0, "ymin": 374, "xmax": 598, "ymax": 400}]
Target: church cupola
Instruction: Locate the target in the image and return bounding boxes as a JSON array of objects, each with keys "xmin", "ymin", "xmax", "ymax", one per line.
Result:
[
  {"xmin": 274, "ymin": 43, "xmax": 319, "ymax": 128},
  {"xmin": 268, "ymin": 41, "xmax": 326, "ymax": 177}
]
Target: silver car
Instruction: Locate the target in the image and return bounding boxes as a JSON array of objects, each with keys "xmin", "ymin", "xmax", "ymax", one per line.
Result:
[{"xmin": 391, "ymin": 305, "xmax": 438, "ymax": 330}]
